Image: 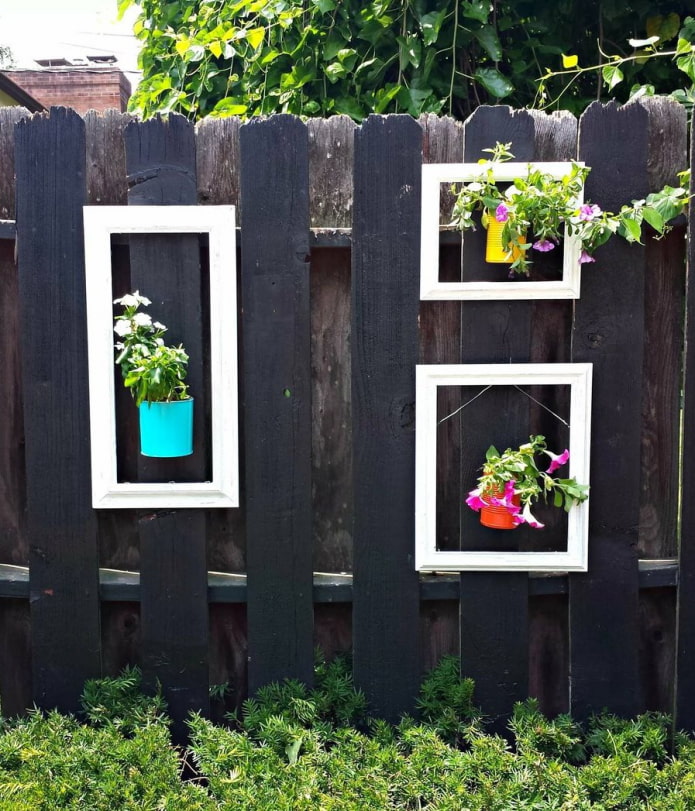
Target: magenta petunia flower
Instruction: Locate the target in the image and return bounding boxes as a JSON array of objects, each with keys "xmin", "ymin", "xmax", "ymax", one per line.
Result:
[
  {"xmin": 579, "ymin": 203, "xmax": 601, "ymax": 221},
  {"xmin": 465, "ymin": 488, "xmax": 486, "ymax": 512},
  {"xmin": 579, "ymin": 250, "xmax": 596, "ymax": 264},
  {"xmin": 521, "ymin": 503, "xmax": 545, "ymax": 529},
  {"xmin": 532, "ymin": 238, "xmax": 555, "ymax": 252},
  {"xmin": 495, "ymin": 203, "xmax": 509, "ymax": 222},
  {"xmin": 546, "ymin": 448, "xmax": 570, "ymax": 475}
]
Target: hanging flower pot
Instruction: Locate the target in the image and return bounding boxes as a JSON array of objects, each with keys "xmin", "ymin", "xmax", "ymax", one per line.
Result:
[
  {"xmin": 466, "ymin": 436, "xmax": 589, "ymax": 531},
  {"xmin": 139, "ymin": 398, "xmax": 194, "ymax": 458},
  {"xmin": 479, "ymin": 484, "xmax": 521, "ymax": 530},
  {"xmin": 485, "ymin": 218, "xmax": 526, "ymax": 264}
]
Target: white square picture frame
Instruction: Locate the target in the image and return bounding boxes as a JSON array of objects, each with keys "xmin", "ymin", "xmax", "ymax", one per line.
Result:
[
  {"xmin": 83, "ymin": 205, "xmax": 239, "ymax": 509},
  {"xmin": 415, "ymin": 363, "xmax": 592, "ymax": 572},
  {"xmin": 420, "ymin": 162, "xmax": 584, "ymax": 301}
]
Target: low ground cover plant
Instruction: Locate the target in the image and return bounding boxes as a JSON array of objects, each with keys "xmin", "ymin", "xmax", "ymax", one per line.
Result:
[{"xmin": 2, "ymin": 657, "xmax": 695, "ymax": 809}]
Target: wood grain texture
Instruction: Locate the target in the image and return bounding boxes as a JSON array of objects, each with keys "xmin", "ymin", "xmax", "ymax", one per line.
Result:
[
  {"xmin": 351, "ymin": 115, "xmax": 422, "ymax": 720},
  {"xmin": 569, "ymin": 101, "xmax": 652, "ymax": 719},
  {"xmin": 638, "ymin": 98, "xmax": 687, "ymax": 559},
  {"xmin": 458, "ymin": 106, "xmax": 536, "ymax": 730},
  {"xmin": 529, "ymin": 594, "xmax": 569, "ymax": 716},
  {"xmin": 15, "ymin": 107, "xmax": 102, "ymax": 712},
  {"xmin": 124, "ymin": 114, "xmax": 210, "ymax": 738},
  {"xmin": 0, "ymin": 108, "xmax": 27, "ymax": 567},
  {"xmin": 676, "ymin": 122, "xmax": 695, "ymax": 730},
  {"xmin": 0, "ymin": 599, "xmax": 31, "ymax": 716},
  {"xmin": 240, "ymin": 115, "xmax": 314, "ymax": 692},
  {"xmin": 639, "ymin": 588, "xmax": 675, "ymax": 713},
  {"xmin": 311, "ymin": 247, "xmax": 353, "ymax": 572},
  {"xmin": 308, "ymin": 116, "xmax": 356, "ymax": 229},
  {"xmin": 308, "ymin": 117, "xmax": 356, "ymax": 574}
]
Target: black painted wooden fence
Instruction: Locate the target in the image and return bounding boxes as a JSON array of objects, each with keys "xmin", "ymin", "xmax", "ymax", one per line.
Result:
[{"xmin": 0, "ymin": 101, "xmax": 693, "ymax": 735}]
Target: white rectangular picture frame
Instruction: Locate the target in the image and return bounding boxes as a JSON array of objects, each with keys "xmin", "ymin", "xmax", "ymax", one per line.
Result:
[
  {"xmin": 83, "ymin": 205, "xmax": 239, "ymax": 509},
  {"xmin": 420, "ymin": 162, "xmax": 584, "ymax": 300},
  {"xmin": 415, "ymin": 363, "xmax": 592, "ymax": 572}
]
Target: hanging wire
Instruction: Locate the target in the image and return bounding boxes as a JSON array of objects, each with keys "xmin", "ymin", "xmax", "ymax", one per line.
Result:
[{"xmin": 437, "ymin": 384, "xmax": 570, "ymax": 427}]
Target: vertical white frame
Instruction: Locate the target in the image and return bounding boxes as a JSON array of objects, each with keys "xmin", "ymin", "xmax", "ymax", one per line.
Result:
[
  {"xmin": 83, "ymin": 205, "xmax": 239, "ymax": 509},
  {"xmin": 420, "ymin": 162, "xmax": 584, "ymax": 300},
  {"xmin": 415, "ymin": 363, "xmax": 592, "ymax": 572}
]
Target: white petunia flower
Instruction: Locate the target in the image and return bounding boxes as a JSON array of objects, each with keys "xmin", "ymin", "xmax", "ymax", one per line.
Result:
[
  {"xmin": 114, "ymin": 319, "xmax": 132, "ymax": 336},
  {"xmin": 113, "ymin": 291, "xmax": 151, "ymax": 308},
  {"xmin": 133, "ymin": 312, "xmax": 153, "ymax": 327}
]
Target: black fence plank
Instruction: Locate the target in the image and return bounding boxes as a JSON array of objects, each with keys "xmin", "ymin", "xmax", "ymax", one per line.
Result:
[
  {"xmin": 351, "ymin": 114, "xmax": 422, "ymax": 720},
  {"xmin": 15, "ymin": 107, "xmax": 101, "ymax": 711},
  {"xmin": 457, "ymin": 106, "xmax": 538, "ymax": 730},
  {"xmin": 676, "ymin": 117, "xmax": 695, "ymax": 730},
  {"xmin": 124, "ymin": 115, "xmax": 210, "ymax": 738},
  {"xmin": 239, "ymin": 115, "xmax": 314, "ymax": 692},
  {"xmin": 569, "ymin": 100, "xmax": 657, "ymax": 718}
]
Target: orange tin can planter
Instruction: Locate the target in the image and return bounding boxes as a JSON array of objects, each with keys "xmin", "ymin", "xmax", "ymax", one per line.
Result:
[{"xmin": 479, "ymin": 484, "xmax": 521, "ymax": 530}]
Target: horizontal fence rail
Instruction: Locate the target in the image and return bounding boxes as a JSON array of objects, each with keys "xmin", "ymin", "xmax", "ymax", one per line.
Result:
[{"xmin": 0, "ymin": 102, "xmax": 691, "ymax": 731}]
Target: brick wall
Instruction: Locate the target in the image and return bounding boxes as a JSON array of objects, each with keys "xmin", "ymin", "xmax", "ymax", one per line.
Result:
[{"xmin": 3, "ymin": 69, "xmax": 131, "ymax": 114}]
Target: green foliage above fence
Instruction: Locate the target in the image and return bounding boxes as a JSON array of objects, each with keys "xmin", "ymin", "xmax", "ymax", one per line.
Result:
[{"xmin": 121, "ymin": 0, "xmax": 695, "ymax": 121}]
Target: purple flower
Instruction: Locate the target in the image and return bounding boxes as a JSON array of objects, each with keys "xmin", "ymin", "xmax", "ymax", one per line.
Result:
[
  {"xmin": 495, "ymin": 203, "xmax": 509, "ymax": 222},
  {"xmin": 545, "ymin": 448, "xmax": 570, "ymax": 475},
  {"xmin": 520, "ymin": 503, "xmax": 545, "ymax": 529},
  {"xmin": 579, "ymin": 250, "xmax": 596, "ymax": 264},
  {"xmin": 532, "ymin": 238, "xmax": 555, "ymax": 252},
  {"xmin": 579, "ymin": 203, "xmax": 601, "ymax": 221},
  {"xmin": 465, "ymin": 488, "xmax": 486, "ymax": 512}
]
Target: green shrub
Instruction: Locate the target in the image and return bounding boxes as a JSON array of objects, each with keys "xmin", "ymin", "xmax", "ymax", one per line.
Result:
[{"xmin": 4, "ymin": 657, "xmax": 695, "ymax": 809}]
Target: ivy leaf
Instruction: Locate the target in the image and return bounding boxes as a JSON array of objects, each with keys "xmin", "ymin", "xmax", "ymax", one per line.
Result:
[
  {"xmin": 312, "ymin": 0, "xmax": 336, "ymax": 11},
  {"xmin": 641, "ymin": 206, "xmax": 664, "ymax": 232},
  {"xmin": 676, "ymin": 51, "xmax": 695, "ymax": 83},
  {"xmin": 419, "ymin": 9, "xmax": 447, "ymax": 47},
  {"xmin": 332, "ymin": 96, "xmax": 366, "ymax": 121},
  {"xmin": 561, "ymin": 53, "xmax": 578, "ymax": 68},
  {"xmin": 475, "ymin": 26, "xmax": 503, "ymax": 61},
  {"xmin": 474, "ymin": 67, "xmax": 514, "ymax": 98},
  {"xmin": 645, "ymin": 185, "xmax": 687, "ymax": 223},
  {"xmin": 246, "ymin": 27, "xmax": 265, "ymax": 50},
  {"xmin": 462, "ymin": 0, "xmax": 490, "ymax": 24},
  {"xmin": 602, "ymin": 63, "xmax": 624, "ymax": 89}
]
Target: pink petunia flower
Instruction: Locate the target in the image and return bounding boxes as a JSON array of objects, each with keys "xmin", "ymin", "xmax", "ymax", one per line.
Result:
[
  {"xmin": 495, "ymin": 203, "xmax": 510, "ymax": 222},
  {"xmin": 579, "ymin": 203, "xmax": 602, "ymax": 221},
  {"xmin": 465, "ymin": 488, "xmax": 486, "ymax": 512},
  {"xmin": 545, "ymin": 448, "xmax": 570, "ymax": 475},
  {"xmin": 521, "ymin": 502, "xmax": 545, "ymax": 529},
  {"xmin": 532, "ymin": 238, "xmax": 555, "ymax": 252},
  {"xmin": 579, "ymin": 250, "xmax": 596, "ymax": 264}
]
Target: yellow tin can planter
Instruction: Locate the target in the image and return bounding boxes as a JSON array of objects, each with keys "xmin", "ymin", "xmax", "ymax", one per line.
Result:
[{"xmin": 485, "ymin": 218, "xmax": 526, "ymax": 264}]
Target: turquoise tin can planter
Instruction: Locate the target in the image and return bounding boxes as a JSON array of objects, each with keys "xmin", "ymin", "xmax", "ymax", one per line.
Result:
[{"xmin": 139, "ymin": 398, "xmax": 194, "ymax": 457}]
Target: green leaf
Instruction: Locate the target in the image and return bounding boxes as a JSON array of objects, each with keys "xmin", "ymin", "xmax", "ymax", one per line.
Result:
[
  {"xmin": 312, "ymin": 0, "xmax": 336, "ymax": 11},
  {"xmin": 641, "ymin": 207, "xmax": 664, "ymax": 232},
  {"xmin": 474, "ymin": 67, "xmax": 514, "ymax": 98},
  {"xmin": 676, "ymin": 51, "xmax": 695, "ymax": 83},
  {"xmin": 474, "ymin": 26, "xmax": 503, "ymax": 61},
  {"xmin": 246, "ymin": 27, "xmax": 265, "ymax": 50},
  {"xmin": 210, "ymin": 98, "xmax": 248, "ymax": 116},
  {"xmin": 621, "ymin": 216, "xmax": 643, "ymax": 242},
  {"xmin": 602, "ymin": 63, "xmax": 624, "ymax": 89},
  {"xmin": 419, "ymin": 9, "xmax": 447, "ymax": 47},
  {"xmin": 462, "ymin": 0, "xmax": 489, "ymax": 24}
]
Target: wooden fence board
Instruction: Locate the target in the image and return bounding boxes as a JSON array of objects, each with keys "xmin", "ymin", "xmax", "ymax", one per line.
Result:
[
  {"xmin": 569, "ymin": 100, "xmax": 656, "ymax": 718},
  {"xmin": 240, "ymin": 115, "xmax": 314, "ymax": 691},
  {"xmin": 0, "ymin": 108, "xmax": 27, "ymax": 568},
  {"xmin": 15, "ymin": 107, "xmax": 101, "ymax": 712},
  {"xmin": 676, "ymin": 122, "xmax": 695, "ymax": 730},
  {"xmin": 124, "ymin": 115, "xmax": 210, "ymax": 737},
  {"xmin": 308, "ymin": 117, "xmax": 356, "ymax": 574},
  {"xmin": 351, "ymin": 114, "xmax": 422, "ymax": 719},
  {"xmin": 458, "ymin": 106, "xmax": 537, "ymax": 729}
]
